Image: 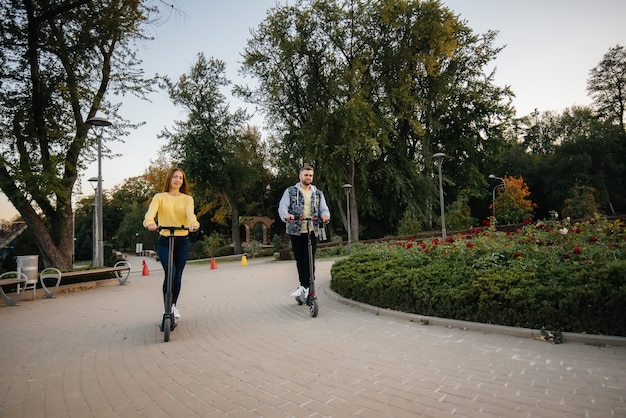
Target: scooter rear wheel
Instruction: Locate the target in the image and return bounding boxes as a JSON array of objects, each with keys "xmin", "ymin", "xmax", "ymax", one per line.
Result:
[{"xmin": 309, "ymin": 298, "xmax": 318, "ymax": 317}]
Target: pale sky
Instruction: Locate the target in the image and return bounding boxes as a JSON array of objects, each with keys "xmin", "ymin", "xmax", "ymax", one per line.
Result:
[{"xmin": 1, "ymin": 0, "xmax": 625, "ymax": 220}]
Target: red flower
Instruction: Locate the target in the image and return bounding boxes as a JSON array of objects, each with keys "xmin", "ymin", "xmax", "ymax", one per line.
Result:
[
  {"xmin": 513, "ymin": 252, "xmax": 522, "ymax": 258},
  {"xmin": 589, "ymin": 237, "xmax": 598, "ymax": 243},
  {"xmin": 482, "ymin": 219, "xmax": 491, "ymax": 226},
  {"xmin": 445, "ymin": 237, "xmax": 454, "ymax": 243},
  {"xmin": 406, "ymin": 243, "xmax": 413, "ymax": 248},
  {"xmin": 564, "ymin": 253, "xmax": 571, "ymax": 259},
  {"xmin": 573, "ymin": 247, "xmax": 581, "ymax": 254},
  {"xmin": 466, "ymin": 242, "xmax": 474, "ymax": 248}
]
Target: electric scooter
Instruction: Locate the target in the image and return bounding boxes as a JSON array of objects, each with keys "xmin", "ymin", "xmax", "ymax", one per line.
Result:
[
  {"xmin": 295, "ymin": 217, "xmax": 320, "ymax": 317},
  {"xmin": 157, "ymin": 225, "xmax": 188, "ymax": 342}
]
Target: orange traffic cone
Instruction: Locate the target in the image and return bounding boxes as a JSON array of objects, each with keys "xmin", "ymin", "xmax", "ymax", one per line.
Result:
[
  {"xmin": 142, "ymin": 260, "xmax": 149, "ymax": 276},
  {"xmin": 241, "ymin": 255, "xmax": 248, "ymax": 266},
  {"xmin": 210, "ymin": 258, "xmax": 217, "ymax": 269}
]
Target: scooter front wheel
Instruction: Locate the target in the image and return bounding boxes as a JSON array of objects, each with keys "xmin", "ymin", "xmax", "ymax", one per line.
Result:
[
  {"xmin": 163, "ymin": 317, "xmax": 171, "ymax": 342},
  {"xmin": 309, "ymin": 298, "xmax": 318, "ymax": 317}
]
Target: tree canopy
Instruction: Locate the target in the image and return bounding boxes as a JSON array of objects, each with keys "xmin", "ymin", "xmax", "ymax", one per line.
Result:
[
  {"xmin": 160, "ymin": 53, "xmax": 270, "ymax": 253},
  {"xmin": 240, "ymin": 0, "xmax": 513, "ymax": 239},
  {"xmin": 587, "ymin": 44, "xmax": 626, "ymax": 133},
  {"xmin": 0, "ymin": 0, "xmax": 157, "ymax": 268},
  {"xmin": 2, "ymin": 2, "xmax": 624, "ymax": 270}
]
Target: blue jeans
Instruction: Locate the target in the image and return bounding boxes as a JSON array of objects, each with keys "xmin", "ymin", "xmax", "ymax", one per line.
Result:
[{"xmin": 158, "ymin": 236, "xmax": 189, "ymax": 307}]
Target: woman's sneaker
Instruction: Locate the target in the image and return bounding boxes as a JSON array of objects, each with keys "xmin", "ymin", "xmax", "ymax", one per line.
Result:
[{"xmin": 172, "ymin": 305, "xmax": 181, "ymax": 318}]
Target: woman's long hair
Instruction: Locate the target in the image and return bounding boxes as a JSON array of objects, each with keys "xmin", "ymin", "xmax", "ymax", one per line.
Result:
[{"xmin": 162, "ymin": 167, "xmax": 191, "ymax": 195}]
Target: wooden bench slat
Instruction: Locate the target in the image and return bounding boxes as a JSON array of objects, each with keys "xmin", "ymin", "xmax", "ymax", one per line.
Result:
[
  {"xmin": 60, "ymin": 266, "xmax": 129, "ymax": 278},
  {"xmin": 59, "ymin": 263, "xmax": 132, "ymax": 286},
  {"xmin": 0, "ymin": 272, "xmax": 28, "ymax": 306},
  {"xmin": 0, "ymin": 278, "xmax": 27, "ymax": 286}
]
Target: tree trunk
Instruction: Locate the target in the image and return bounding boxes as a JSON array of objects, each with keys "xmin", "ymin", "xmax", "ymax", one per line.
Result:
[
  {"xmin": 222, "ymin": 188, "xmax": 242, "ymax": 254},
  {"xmin": 230, "ymin": 212, "xmax": 242, "ymax": 255},
  {"xmin": 16, "ymin": 201, "xmax": 74, "ymax": 270},
  {"xmin": 349, "ymin": 191, "xmax": 359, "ymax": 242}
]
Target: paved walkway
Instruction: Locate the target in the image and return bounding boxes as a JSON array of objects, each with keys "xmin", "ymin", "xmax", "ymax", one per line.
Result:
[{"xmin": 1, "ymin": 256, "xmax": 625, "ymax": 417}]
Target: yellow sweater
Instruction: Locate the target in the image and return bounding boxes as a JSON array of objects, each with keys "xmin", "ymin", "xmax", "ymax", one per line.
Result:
[{"xmin": 143, "ymin": 192, "xmax": 199, "ymax": 236}]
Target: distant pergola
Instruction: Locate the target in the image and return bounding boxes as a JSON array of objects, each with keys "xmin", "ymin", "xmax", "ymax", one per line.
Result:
[{"xmin": 240, "ymin": 216, "xmax": 275, "ymax": 245}]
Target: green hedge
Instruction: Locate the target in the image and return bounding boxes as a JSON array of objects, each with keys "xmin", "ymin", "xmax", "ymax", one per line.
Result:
[{"xmin": 331, "ymin": 217, "xmax": 626, "ymax": 336}]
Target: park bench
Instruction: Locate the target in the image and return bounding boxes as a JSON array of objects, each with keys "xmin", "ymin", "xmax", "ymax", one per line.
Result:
[
  {"xmin": 0, "ymin": 271, "xmax": 28, "ymax": 306},
  {"xmin": 139, "ymin": 249, "xmax": 156, "ymax": 258},
  {"xmin": 1, "ymin": 261, "xmax": 131, "ymax": 304}
]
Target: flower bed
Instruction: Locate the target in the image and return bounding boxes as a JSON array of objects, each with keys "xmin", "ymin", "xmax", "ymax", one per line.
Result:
[{"xmin": 330, "ymin": 216, "xmax": 626, "ymax": 336}]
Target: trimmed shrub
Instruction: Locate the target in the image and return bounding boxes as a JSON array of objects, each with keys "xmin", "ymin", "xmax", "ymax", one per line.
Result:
[{"xmin": 331, "ymin": 217, "xmax": 626, "ymax": 336}]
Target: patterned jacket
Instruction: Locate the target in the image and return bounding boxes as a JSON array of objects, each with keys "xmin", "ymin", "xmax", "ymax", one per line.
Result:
[{"xmin": 278, "ymin": 183, "xmax": 330, "ymax": 237}]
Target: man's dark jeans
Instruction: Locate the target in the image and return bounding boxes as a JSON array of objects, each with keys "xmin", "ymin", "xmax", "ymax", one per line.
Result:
[{"xmin": 290, "ymin": 232, "xmax": 317, "ymax": 288}]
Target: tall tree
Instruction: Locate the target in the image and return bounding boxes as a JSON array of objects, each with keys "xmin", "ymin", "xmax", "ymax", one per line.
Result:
[
  {"xmin": 241, "ymin": 0, "xmax": 512, "ymax": 239},
  {"xmin": 365, "ymin": 0, "xmax": 512, "ymax": 231},
  {"xmin": 587, "ymin": 44, "xmax": 626, "ymax": 133},
  {"xmin": 160, "ymin": 53, "xmax": 268, "ymax": 253},
  {"xmin": 241, "ymin": 0, "xmax": 371, "ymax": 241},
  {"xmin": 0, "ymin": 0, "xmax": 156, "ymax": 269}
]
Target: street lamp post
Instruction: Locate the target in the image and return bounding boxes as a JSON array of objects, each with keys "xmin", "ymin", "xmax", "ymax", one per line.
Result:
[
  {"xmin": 88, "ymin": 177, "xmax": 98, "ymax": 266},
  {"xmin": 85, "ymin": 116, "xmax": 112, "ymax": 266},
  {"xmin": 342, "ymin": 183, "xmax": 353, "ymax": 255},
  {"xmin": 433, "ymin": 153, "xmax": 447, "ymax": 239},
  {"xmin": 488, "ymin": 174, "xmax": 505, "ymax": 223}
]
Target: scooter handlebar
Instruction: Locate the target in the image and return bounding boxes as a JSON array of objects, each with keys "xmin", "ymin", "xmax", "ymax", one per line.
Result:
[
  {"xmin": 156, "ymin": 225, "xmax": 190, "ymax": 232},
  {"xmin": 297, "ymin": 217, "xmax": 329, "ymax": 224}
]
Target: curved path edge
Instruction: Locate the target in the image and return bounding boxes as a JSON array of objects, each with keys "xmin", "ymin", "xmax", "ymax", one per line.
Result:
[{"xmin": 322, "ymin": 281, "xmax": 626, "ymax": 347}]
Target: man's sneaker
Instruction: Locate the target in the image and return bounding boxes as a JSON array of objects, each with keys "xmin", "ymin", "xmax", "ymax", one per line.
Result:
[
  {"xmin": 304, "ymin": 287, "xmax": 309, "ymax": 298},
  {"xmin": 291, "ymin": 286, "xmax": 306, "ymax": 297},
  {"xmin": 172, "ymin": 305, "xmax": 181, "ymax": 318}
]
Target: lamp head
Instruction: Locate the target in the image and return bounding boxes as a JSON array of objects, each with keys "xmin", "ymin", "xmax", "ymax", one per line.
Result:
[
  {"xmin": 432, "ymin": 152, "xmax": 446, "ymax": 167},
  {"xmin": 88, "ymin": 177, "xmax": 99, "ymax": 190},
  {"xmin": 85, "ymin": 116, "xmax": 112, "ymax": 127},
  {"xmin": 342, "ymin": 183, "xmax": 353, "ymax": 193}
]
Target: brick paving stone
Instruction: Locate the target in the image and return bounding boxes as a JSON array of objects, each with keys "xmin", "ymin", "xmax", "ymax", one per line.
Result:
[{"xmin": 1, "ymin": 256, "xmax": 625, "ymax": 417}]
